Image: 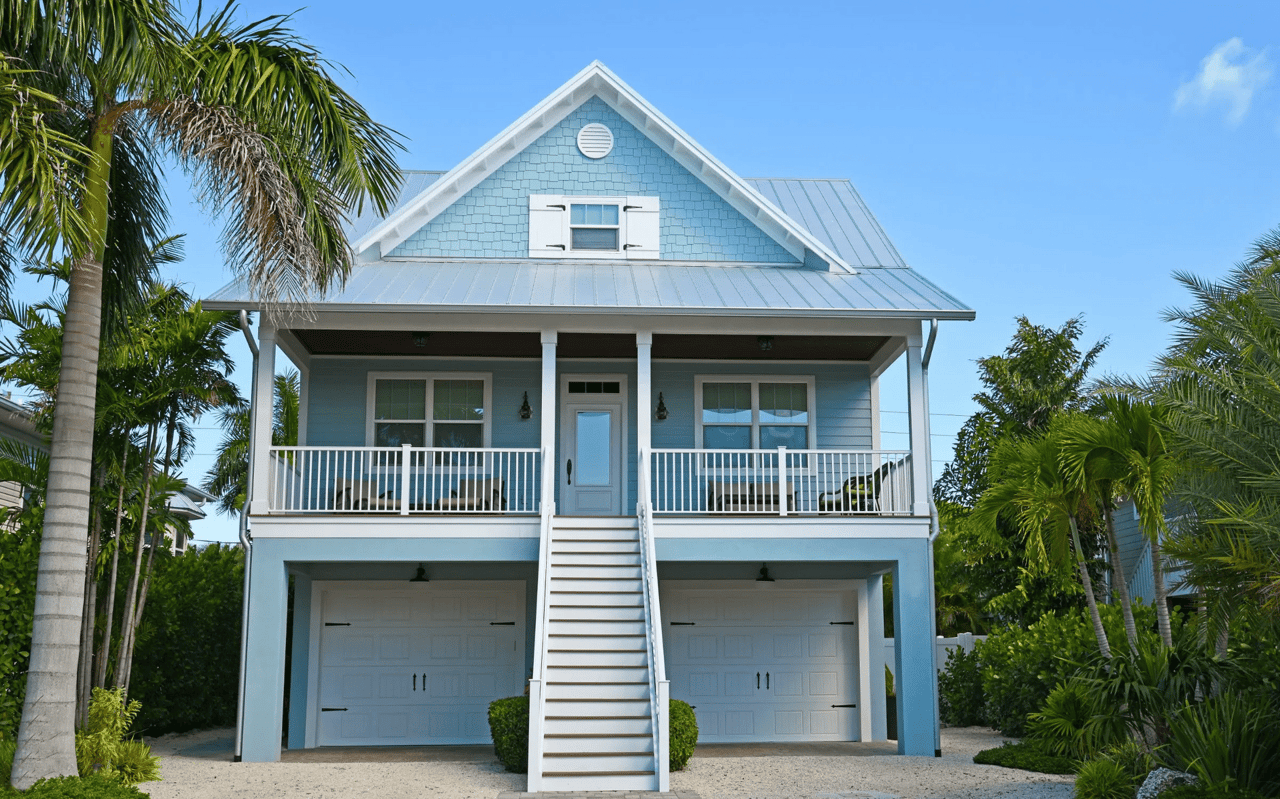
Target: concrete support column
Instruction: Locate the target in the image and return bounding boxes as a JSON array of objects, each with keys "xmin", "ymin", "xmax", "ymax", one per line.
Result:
[
  {"xmin": 636, "ymin": 332, "xmax": 653, "ymax": 512},
  {"xmin": 287, "ymin": 570, "xmax": 312, "ymax": 750},
  {"xmin": 864, "ymin": 573, "xmax": 888, "ymax": 740},
  {"xmin": 892, "ymin": 540, "xmax": 939, "ymax": 756},
  {"xmin": 905, "ymin": 340, "xmax": 929, "ymax": 516},
  {"xmin": 249, "ymin": 323, "xmax": 277, "ymax": 515},
  {"xmin": 239, "ymin": 541, "xmax": 288, "ymax": 761},
  {"xmin": 540, "ymin": 331, "xmax": 557, "ymax": 513}
]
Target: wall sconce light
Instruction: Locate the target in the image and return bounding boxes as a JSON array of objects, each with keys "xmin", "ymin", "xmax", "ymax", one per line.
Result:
[
  {"xmin": 410, "ymin": 564, "xmax": 429, "ymax": 582},
  {"xmin": 757, "ymin": 335, "xmax": 774, "ymax": 352},
  {"xmin": 412, "ymin": 331, "xmax": 431, "ymax": 348},
  {"xmin": 518, "ymin": 392, "xmax": 532, "ymax": 421},
  {"xmin": 655, "ymin": 392, "xmax": 668, "ymax": 421},
  {"xmin": 756, "ymin": 563, "xmax": 775, "ymax": 582}
]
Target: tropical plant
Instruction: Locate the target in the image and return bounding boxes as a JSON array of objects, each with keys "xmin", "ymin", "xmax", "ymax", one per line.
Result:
[
  {"xmin": 1162, "ymin": 692, "xmax": 1280, "ymax": 796},
  {"xmin": 1026, "ymin": 680, "xmax": 1124, "ymax": 760},
  {"xmin": 73, "ymin": 688, "xmax": 159, "ymax": 786},
  {"xmin": 1074, "ymin": 757, "xmax": 1138, "ymax": 799},
  {"xmin": 0, "ymin": 1, "xmax": 401, "ymax": 786},
  {"xmin": 204, "ymin": 371, "xmax": 300, "ymax": 516}
]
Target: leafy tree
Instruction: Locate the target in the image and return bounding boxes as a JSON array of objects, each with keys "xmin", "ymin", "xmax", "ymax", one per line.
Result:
[
  {"xmin": 935, "ymin": 317, "xmax": 1109, "ymax": 626},
  {"xmin": 204, "ymin": 371, "xmax": 299, "ymax": 516},
  {"xmin": 0, "ymin": 2, "xmax": 400, "ymax": 786}
]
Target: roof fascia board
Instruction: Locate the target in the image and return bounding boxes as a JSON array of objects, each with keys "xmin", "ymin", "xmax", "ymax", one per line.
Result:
[{"xmin": 355, "ymin": 62, "xmax": 855, "ymax": 273}]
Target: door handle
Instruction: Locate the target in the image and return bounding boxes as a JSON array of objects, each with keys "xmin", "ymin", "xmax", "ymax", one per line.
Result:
[
  {"xmin": 757, "ymin": 672, "xmax": 760, "ymax": 689},
  {"xmin": 766, "ymin": 672, "xmax": 770, "ymax": 689},
  {"xmin": 412, "ymin": 674, "xmax": 416, "ymax": 691},
  {"xmin": 567, "ymin": 459, "xmax": 572, "ymax": 485}
]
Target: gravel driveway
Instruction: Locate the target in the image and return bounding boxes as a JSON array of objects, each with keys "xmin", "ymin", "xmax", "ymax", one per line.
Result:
[{"xmin": 140, "ymin": 726, "xmax": 1074, "ymax": 799}]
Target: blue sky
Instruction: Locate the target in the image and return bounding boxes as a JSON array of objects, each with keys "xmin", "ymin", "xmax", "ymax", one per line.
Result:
[{"xmin": 13, "ymin": 0, "xmax": 1280, "ymax": 543}]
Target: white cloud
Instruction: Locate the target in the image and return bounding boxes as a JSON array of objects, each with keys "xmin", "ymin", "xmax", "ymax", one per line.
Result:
[{"xmin": 1174, "ymin": 38, "xmax": 1272, "ymax": 126}]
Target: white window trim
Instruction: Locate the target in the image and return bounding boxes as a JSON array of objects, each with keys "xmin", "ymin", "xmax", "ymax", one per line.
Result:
[
  {"xmin": 693, "ymin": 375, "xmax": 818, "ymax": 452},
  {"xmin": 529, "ymin": 194, "xmax": 659, "ymax": 259},
  {"xmin": 365, "ymin": 372, "xmax": 493, "ymax": 451}
]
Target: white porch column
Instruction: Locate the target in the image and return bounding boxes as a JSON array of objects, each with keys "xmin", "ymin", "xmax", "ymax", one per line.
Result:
[
  {"xmin": 905, "ymin": 337, "xmax": 930, "ymax": 516},
  {"xmin": 249, "ymin": 323, "xmax": 277, "ymax": 515},
  {"xmin": 636, "ymin": 332, "xmax": 653, "ymax": 506},
  {"xmin": 541, "ymin": 331, "xmax": 557, "ymax": 513}
]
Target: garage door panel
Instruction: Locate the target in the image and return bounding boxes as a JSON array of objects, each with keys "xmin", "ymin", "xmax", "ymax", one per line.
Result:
[{"xmin": 316, "ymin": 582, "xmax": 524, "ymax": 746}]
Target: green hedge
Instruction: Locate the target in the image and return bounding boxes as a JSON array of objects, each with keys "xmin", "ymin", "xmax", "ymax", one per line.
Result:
[
  {"xmin": 129, "ymin": 543, "xmax": 243, "ymax": 735},
  {"xmin": 487, "ymin": 695, "xmax": 700, "ymax": 773},
  {"xmin": 973, "ymin": 741, "xmax": 1076, "ymax": 774},
  {"xmin": 938, "ymin": 645, "xmax": 985, "ymax": 726},
  {"xmin": 0, "ymin": 511, "xmax": 41, "ymax": 738}
]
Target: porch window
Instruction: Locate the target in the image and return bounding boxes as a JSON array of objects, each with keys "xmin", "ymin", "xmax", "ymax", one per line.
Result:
[
  {"xmin": 696, "ymin": 377, "xmax": 813, "ymax": 450},
  {"xmin": 368, "ymin": 373, "xmax": 491, "ymax": 449}
]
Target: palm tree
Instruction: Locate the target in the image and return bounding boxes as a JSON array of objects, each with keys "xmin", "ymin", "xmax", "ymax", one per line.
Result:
[
  {"xmin": 0, "ymin": 3, "xmax": 400, "ymax": 786},
  {"xmin": 974, "ymin": 425, "xmax": 1112, "ymax": 658},
  {"xmin": 204, "ymin": 370, "xmax": 299, "ymax": 516}
]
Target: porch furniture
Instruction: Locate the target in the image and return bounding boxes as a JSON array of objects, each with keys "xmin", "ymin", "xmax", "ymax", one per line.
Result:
[
  {"xmin": 709, "ymin": 480, "xmax": 794, "ymax": 513},
  {"xmin": 818, "ymin": 461, "xmax": 895, "ymax": 514},
  {"xmin": 434, "ymin": 478, "xmax": 506, "ymax": 512},
  {"xmin": 333, "ymin": 478, "xmax": 396, "ymax": 511}
]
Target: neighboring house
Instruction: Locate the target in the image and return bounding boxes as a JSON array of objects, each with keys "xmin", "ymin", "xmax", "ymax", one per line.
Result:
[
  {"xmin": 0, "ymin": 394, "xmax": 42, "ymax": 528},
  {"xmin": 1112, "ymin": 497, "xmax": 1195, "ymax": 612},
  {"xmin": 163, "ymin": 483, "xmax": 215, "ymax": 555},
  {"xmin": 208, "ymin": 62, "xmax": 974, "ymax": 789}
]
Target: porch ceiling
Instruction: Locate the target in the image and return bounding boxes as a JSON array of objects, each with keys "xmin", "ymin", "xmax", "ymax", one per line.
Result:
[{"xmin": 291, "ymin": 330, "xmax": 890, "ymax": 360}]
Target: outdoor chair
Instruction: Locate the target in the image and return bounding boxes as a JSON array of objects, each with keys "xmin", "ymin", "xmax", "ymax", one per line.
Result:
[
  {"xmin": 709, "ymin": 480, "xmax": 794, "ymax": 513},
  {"xmin": 333, "ymin": 478, "xmax": 396, "ymax": 511},
  {"xmin": 818, "ymin": 461, "xmax": 894, "ymax": 514},
  {"xmin": 434, "ymin": 478, "xmax": 506, "ymax": 512}
]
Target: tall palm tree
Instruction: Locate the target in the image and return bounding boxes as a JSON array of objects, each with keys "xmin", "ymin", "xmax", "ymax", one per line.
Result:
[
  {"xmin": 974, "ymin": 425, "xmax": 1113, "ymax": 658},
  {"xmin": 204, "ymin": 370, "xmax": 299, "ymax": 516},
  {"xmin": 0, "ymin": 2, "xmax": 400, "ymax": 786}
]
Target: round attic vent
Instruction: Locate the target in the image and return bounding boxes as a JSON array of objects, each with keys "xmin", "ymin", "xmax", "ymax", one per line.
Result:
[{"xmin": 577, "ymin": 123, "xmax": 614, "ymax": 159}]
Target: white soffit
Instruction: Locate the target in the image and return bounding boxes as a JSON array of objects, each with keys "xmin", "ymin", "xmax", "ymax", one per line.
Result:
[{"xmin": 353, "ymin": 62, "xmax": 854, "ymax": 273}]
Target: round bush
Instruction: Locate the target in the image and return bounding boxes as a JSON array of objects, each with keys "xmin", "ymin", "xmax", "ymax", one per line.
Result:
[
  {"xmin": 488, "ymin": 695, "xmax": 529, "ymax": 773},
  {"xmin": 669, "ymin": 699, "xmax": 698, "ymax": 771},
  {"xmin": 1076, "ymin": 758, "xmax": 1136, "ymax": 799}
]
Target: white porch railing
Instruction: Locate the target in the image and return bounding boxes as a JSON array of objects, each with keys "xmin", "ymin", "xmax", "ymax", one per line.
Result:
[
  {"xmin": 266, "ymin": 445, "xmax": 542, "ymax": 514},
  {"xmin": 649, "ymin": 448, "xmax": 912, "ymax": 516},
  {"xmin": 637, "ymin": 448, "xmax": 669, "ymax": 790}
]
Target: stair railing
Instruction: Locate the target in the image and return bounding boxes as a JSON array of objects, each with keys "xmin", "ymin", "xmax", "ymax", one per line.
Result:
[
  {"xmin": 526, "ymin": 445, "xmax": 555, "ymax": 789},
  {"xmin": 637, "ymin": 447, "xmax": 670, "ymax": 791}
]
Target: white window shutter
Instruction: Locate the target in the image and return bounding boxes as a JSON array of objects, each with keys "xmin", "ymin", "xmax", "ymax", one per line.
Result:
[
  {"xmin": 623, "ymin": 196, "xmax": 660, "ymax": 260},
  {"xmin": 529, "ymin": 194, "xmax": 567, "ymax": 257}
]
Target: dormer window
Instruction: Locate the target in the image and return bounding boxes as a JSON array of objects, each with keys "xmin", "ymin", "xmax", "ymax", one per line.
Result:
[
  {"xmin": 570, "ymin": 203, "xmax": 620, "ymax": 251},
  {"xmin": 529, "ymin": 194, "xmax": 659, "ymax": 259}
]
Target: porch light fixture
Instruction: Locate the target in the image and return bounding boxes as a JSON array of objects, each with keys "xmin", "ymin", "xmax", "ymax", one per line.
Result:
[
  {"xmin": 757, "ymin": 335, "xmax": 774, "ymax": 351},
  {"xmin": 655, "ymin": 392, "xmax": 668, "ymax": 421},
  {"xmin": 756, "ymin": 563, "xmax": 775, "ymax": 582},
  {"xmin": 410, "ymin": 564, "xmax": 429, "ymax": 582},
  {"xmin": 518, "ymin": 392, "xmax": 532, "ymax": 420},
  {"xmin": 412, "ymin": 331, "xmax": 431, "ymax": 347}
]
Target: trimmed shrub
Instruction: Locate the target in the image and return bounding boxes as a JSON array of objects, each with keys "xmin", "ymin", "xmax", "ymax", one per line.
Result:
[
  {"xmin": 669, "ymin": 699, "xmax": 698, "ymax": 771},
  {"xmin": 19, "ymin": 774, "xmax": 149, "ymax": 798},
  {"xmin": 488, "ymin": 696, "xmax": 529, "ymax": 773},
  {"xmin": 1076, "ymin": 758, "xmax": 1137, "ymax": 799},
  {"xmin": 973, "ymin": 741, "xmax": 1076, "ymax": 774},
  {"xmin": 129, "ymin": 543, "xmax": 244, "ymax": 735},
  {"xmin": 939, "ymin": 644, "xmax": 986, "ymax": 726}
]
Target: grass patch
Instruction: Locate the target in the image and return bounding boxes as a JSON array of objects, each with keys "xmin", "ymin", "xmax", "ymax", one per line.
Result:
[{"xmin": 974, "ymin": 741, "xmax": 1076, "ymax": 774}]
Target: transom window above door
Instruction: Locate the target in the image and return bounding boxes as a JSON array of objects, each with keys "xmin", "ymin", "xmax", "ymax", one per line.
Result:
[
  {"xmin": 367, "ymin": 373, "xmax": 490, "ymax": 449},
  {"xmin": 696, "ymin": 376, "xmax": 814, "ymax": 450}
]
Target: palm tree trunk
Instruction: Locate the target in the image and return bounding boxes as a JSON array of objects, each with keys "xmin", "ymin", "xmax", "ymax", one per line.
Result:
[
  {"xmin": 1070, "ymin": 516, "xmax": 1112, "ymax": 659},
  {"xmin": 10, "ymin": 122, "xmax": 113, "ymax": 790},
  {"xmin": 1105, "ymin": 506, "xmax": 1139, "ymax": 653},
  {"xmin": 114, "ymin": 424, "xmax": 156, "ymax": 694},
  {"xmin": 76, "ymin": 466, "xmax": 105, "ymax": 727},
  {"xmin": 1150, "ymin": 536, "xmax": 1173, "ymax": 647},
  {"xmin": 95, "ymin": 449, "xmax": 128, "ymax": 690}
]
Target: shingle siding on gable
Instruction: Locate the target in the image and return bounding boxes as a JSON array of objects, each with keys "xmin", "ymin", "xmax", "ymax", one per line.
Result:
[{"xmin": 389, "ymin": 99, "xmax": 800, "ymax": 264}]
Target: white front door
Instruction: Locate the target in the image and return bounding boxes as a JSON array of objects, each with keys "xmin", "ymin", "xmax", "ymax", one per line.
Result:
[
  {"xmin": 312, "ymin": 581, "xmax": 524, "ymax": 746},
  {"xmin": 560, "ymin": 376, "xmax": 626, "ymax": 516},
  {"xmin": 662, "ymin": 583, "xmax": 860, "ymax": 742}
]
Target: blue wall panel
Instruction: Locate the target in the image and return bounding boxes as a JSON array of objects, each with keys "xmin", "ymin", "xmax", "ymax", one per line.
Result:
[{"xmin": 389, "ymin": 98, "xmax": 799, "ymax": 264}]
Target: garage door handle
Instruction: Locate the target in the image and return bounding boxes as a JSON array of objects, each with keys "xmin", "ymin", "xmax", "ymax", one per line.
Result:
[
  {"xmin": 831, "ymin": 704, "xmax": 857, "ymax": 708},
  {"xmin": 413, "ymin": 674, "xmax": 417, "ymax": 691},
  {"xmin": 766, "ymin": 672, "xmax": 770, "ymax": 689},
  {"xmin": 757, "ymin": 672, "xmax": 760, "ymax": 689},
  {"xmin": 490, "ymin": 621, "xmax": 515, "ymax": 626},
  {"xmin": 830, "ymin": 621, "xmax": 856, "ymax": 625},
  {"xmin": 321, "ymin": 707, "xmax": 347, "ymax": 712},
  {"xmin": 670, "ymin": 622, "xmax": 694, "ymax": 626}
]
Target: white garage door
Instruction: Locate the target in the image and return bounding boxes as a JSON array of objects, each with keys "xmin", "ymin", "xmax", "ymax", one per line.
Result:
[
  {"xmin": 314, "ymin": 581, "xmax": 524, "ymax": 746},
  {"xmin": 662, "ymin": 583, "xmax": 860, "ymax": 742}
]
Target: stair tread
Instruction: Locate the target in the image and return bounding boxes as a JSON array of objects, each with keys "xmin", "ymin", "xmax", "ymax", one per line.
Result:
[
  {"xmin": 546, "ymin": 715, "xmax": 649, "ymax": 720},
  {"xmin": 546, "ymin": 697, "xmax": 650, "ymax": 702},
  {"xmin": 542, "ymin": 771, "xmax": 656, "ymax": 777},
  {"xmin": 544, "ymin": 751, "xmax": 655, "ymax": 758},
  {"xmin": 547, "ymin": 664, "xmax": 647, "ymax": 668}
]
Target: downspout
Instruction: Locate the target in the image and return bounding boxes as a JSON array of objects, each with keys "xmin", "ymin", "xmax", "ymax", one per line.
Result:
[
  {"xmin": 234, "ymin": 310, "xmax": 259, "ymax": 762},
  {"xmin": 921, "ymin": 319, "xmax": 942, "ymax": 757}
]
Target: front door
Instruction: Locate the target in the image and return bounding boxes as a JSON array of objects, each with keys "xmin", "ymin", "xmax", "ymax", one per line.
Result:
[{"xmin": 560, "ymin": 376, "xmax": 626, "ymax": 515}]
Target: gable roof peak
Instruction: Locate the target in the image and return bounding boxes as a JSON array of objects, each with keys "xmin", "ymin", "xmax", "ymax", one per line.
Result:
[{"xmin": 355, "ymin": 63, "xmax": 853, "ymax": 272}]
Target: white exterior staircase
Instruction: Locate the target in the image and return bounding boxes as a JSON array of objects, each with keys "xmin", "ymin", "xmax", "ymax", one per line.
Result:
[{"xmin": 529, "ymin": 517, "xmax": 666, "ymax": 791}]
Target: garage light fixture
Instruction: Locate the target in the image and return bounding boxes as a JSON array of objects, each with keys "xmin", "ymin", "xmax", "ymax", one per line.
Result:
[
  {"xmin": 410, "ymin": 564, "xmax": 429, "ymax": 582},
  {"xmin": 756, "ymin": 563, "xmax": 775, "ymax": 582}
]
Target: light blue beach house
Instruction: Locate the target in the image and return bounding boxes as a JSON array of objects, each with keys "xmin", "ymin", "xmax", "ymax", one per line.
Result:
[{"xmin": 208, "ymin": 62, "xmax": 974, "ymax": 791}]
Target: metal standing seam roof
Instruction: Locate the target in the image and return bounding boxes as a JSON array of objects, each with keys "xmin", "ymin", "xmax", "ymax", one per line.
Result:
[
  {"xmin": 207, "ymin": 260, "xmax": 973, "ymax": 319},
  {"xmin": 745, "ymin": 178, "xmax": 907, "ymax": 269}
]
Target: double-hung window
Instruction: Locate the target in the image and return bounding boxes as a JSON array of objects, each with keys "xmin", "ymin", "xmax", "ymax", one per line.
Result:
[
  {"xmin": 695, "ymin": 376, "xmax": 814, "ymax": 451},
  {"xmin": 529, "ymin": 194, "xmax": 659, "ymax": 259},
  {"xmin": 368, "ymin": 373, "xmax": 491, "ymax": 454}
]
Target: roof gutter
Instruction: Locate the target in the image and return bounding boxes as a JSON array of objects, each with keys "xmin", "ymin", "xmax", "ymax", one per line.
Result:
[{"xmin": 234, "ymin": 310, "xmax": 259, "ymax": 762}]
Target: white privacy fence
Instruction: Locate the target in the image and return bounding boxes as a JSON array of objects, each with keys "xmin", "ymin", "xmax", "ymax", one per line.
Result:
[
  {"xmin": 649, "ymin": 449, "xmax": 912, "ymax": 515},
  {"xmin": 266, "ymin": 446, "xmax": 542, "ymax": 514}
]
